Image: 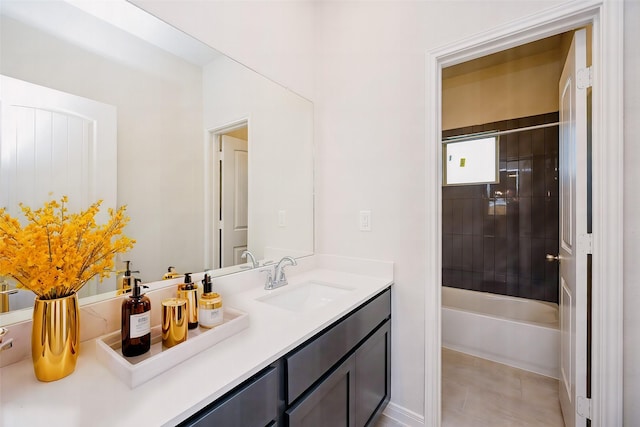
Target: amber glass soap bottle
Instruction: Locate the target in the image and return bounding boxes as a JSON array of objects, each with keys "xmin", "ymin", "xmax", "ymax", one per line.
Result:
[{"xmin": 121, "ymin": 278, "xmax": 151, "ymax": 357}]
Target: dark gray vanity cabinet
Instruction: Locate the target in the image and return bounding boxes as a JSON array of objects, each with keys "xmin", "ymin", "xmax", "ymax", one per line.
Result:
[
  {"xmin": 285, "ymin": 288, "xmax": 391, "ymax": 427},
  {"xmin": 178, "ymin": 287, "xmax": 391, "ymax": 427},
  {"xmin": 178, "ymin": 365, "xmax": 279, "ymax": 427},
  {"xmin": 285, "ymin": 354, "xmax": 357, "ymax": 426}
]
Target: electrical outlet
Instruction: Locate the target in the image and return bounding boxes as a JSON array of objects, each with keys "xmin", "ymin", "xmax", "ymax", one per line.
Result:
[{"xmin": 359, "ymin": 210, "xmax": 371, "ymax": 231}]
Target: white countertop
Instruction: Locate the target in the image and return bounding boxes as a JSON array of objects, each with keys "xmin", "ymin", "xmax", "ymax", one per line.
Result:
[{"xmin": 0, "ymin": 255, "xmax": 393, "ymax": 426}]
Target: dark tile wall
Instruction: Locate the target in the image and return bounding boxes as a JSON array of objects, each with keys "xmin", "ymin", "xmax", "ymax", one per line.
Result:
[{"xmin": 442, "ymin": 112, "xmax": 560, "ymax": 303}]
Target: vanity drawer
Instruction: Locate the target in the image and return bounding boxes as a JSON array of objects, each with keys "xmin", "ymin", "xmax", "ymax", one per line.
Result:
[
  {"xmin": 180, "ymin": 365, "xmax": 278, "ymax": 427},
  {"xmin": 285, "ymin": 288, "xmax": 391, "ymax": 404}
]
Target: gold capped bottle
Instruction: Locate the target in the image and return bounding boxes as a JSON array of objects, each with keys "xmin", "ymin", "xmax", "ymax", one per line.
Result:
[
  {"xmin": 199, "ymin": 274, "xmax": 224, "ymax": 329},
  {"xmin": 121, "ymin": 278, "xmax": 151, "ymax": 357},
  {"xmin": 177, "ymin": 273, "xmax": 198, "ymax": 329},
  {"xmin": 163, "ymin": 266, "xmax": 180, "ymax": 280}
]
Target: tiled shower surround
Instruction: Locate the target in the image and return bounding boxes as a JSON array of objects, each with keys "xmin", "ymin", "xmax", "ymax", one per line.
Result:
[{"xmin": 442, "ymin": 112, "xmax": 559, "ymax": 304}]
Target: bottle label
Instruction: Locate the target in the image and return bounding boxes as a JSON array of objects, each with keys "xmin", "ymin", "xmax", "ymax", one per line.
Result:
[
  {"xmin": 130, "ymin": 311, "xmax": 151, "ymax": 338},
  {"xmin": 199, "ymin": 307, "xmax": 223, "ymax": 328}
]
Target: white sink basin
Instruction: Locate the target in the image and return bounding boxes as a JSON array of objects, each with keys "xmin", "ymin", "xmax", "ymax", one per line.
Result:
[{"xmin": 257, "ymin": 281, "xmax": 354, "ymax": 312}]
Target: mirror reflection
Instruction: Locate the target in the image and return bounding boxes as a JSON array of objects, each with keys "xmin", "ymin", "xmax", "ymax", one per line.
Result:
[{"xmin": 0, "ymin": 0, "xmax": 314, "ymax": 317}]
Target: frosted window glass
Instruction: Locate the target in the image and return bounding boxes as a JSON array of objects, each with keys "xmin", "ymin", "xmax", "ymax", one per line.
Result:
[{"xmin": 444, "ymin": 137, "xmax": 497, "ymax": 185}]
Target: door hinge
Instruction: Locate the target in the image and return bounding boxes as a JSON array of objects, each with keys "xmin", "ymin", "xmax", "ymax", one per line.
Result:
[
  {"xmin": 579, "ymin": 233, "xmax": 593, "ymax": 255},
  {"xmin": 577, "ymin": 66, "xmax": 593, "ymax": 89},
  {"xmin": 577, "ymin": 396, "xmax": 592, "ymax": 419}
]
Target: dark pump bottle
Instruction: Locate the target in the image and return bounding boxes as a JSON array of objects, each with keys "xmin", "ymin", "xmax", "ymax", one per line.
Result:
[
  {"xmin": 177, "ymin": 273, "xmax": 199, "ymax": 329},
  {"xmin": 121, "ymin": 278, "xmax": 151, "ymax": 357}
]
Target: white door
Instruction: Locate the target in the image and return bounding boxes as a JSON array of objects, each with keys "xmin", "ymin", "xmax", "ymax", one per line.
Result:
[
  {"xmin": 0, "ymin": 75, "xmax": 117, "ymax": 305},
  {"xmin": 220, "ymin": 135, "xmax": 248, "ymax": 267},
  {"xmin": 557, "ymin": 29, "xmax": 589, "ymax": 427}
]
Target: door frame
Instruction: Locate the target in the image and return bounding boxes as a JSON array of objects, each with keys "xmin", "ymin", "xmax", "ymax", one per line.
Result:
[
  {"xmin": 204, "ymin": 118, "xmax": 250, "ymax": 270},
  {"xmin": 425, "ymin": 1, "xmax": 623, "ymax": 425}
]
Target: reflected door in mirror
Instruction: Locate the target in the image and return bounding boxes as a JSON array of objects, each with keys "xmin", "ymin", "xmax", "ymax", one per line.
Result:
[
  {"xmin": 0, "ymin": 75, "xmax": 118, "ymax": 310},
  {"xmin": 221, "ymin": 135, "xmax": 248, "ymax": 267}
]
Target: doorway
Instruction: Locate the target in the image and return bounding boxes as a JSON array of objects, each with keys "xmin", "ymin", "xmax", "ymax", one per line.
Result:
[
  {"xmin": 439, "ymin": 31, "xmax": 582, "ymax": 425},
  {"xmin": 206, "ymin": 122, "xmax": 249, "ymax": 270},
  {"xmin": 425, "ymin": 2, "xmax": 624, "ymax": 426}
]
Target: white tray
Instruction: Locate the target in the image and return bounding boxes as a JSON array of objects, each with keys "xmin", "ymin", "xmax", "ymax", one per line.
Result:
[{"xmin": 95, "ymin": 307, "xmax": 249, "ymax": 388}]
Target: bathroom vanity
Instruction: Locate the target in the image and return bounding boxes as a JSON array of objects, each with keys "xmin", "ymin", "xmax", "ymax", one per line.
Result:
[
  {"xmin": 182, "ymin": 288, "xmax": 391, "ymax": 426},
  {"xmin": 0, "ymin": 255, "xmax": 393, "ymax": 426}
]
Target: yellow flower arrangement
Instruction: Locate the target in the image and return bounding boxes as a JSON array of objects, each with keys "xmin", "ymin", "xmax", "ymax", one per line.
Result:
[{"xmin": 0, "ymin": 196, "xmax": 135, "ymax": 300}]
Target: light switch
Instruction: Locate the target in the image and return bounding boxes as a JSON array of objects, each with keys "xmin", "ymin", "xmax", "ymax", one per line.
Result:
[
  {"xmin": 359, "ymin": 210, "xmax": 371, "ymax": 231},
  {"xmin": 278, "ymin": 210, "xmax": 286, "ymax": 227}
]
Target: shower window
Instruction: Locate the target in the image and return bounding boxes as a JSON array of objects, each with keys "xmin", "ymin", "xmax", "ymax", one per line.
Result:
[{"xmin": 443, "ymin": 136, "xmax": 498, "ymax": 185}]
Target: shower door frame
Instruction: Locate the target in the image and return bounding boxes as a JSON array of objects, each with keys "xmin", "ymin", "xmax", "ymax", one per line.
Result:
[{"xmin": 425, "ymin": 1, "xmax": 624, "ymax": 425}]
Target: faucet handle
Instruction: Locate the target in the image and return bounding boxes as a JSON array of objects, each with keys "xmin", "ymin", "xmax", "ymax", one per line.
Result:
[{"xmin": 259, "ymin": 267, "xmax": 274, "ymax": 290}]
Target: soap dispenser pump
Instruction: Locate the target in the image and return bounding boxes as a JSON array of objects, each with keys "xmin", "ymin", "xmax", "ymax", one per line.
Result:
[
  {"xmin": 163, "ymin": 266, "xmax": 180, "ymax": 280},
  {"xmin": 177, "ymin": 273, "xmax": 198, "ymax": 329},
  {"xmin": 121, "ymin": 278, "xmax": 151, "ymax": 357},
  {"xmin": 119, "ymin": 261, "xmax": 140, "ymax": 295}
]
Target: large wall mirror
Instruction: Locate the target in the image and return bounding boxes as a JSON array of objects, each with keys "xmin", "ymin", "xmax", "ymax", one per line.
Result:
[{"xmin": 0, "ymin": 0, "xmax": 314, "ymax": 320}]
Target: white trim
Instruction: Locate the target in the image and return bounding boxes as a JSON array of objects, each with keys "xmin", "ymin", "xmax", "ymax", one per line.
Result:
[
  {"xmin": 425, "ymin": 44, "xmax": 442, "ymax": 427},
  {"xmin": 425, "ymin": 1, "xmax": 624, "ymax": 425},
  {"xmin": 380, "ymin": 402, "xmax": 426, "ymax": 427},
  {"xmin": 589, "ymin": 1, "xmax": 624, "ymax": 423}
]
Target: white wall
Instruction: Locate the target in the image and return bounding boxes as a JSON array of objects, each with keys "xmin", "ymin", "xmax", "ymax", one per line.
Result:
[
  {"xmin": 133, "ymin": 0, "xmax": 640, "ymax": 424},
  {"xmin": 313, "ymin": 0, "xmax": 572, "ymax": 419},
  {"xmin": 132, "ymin": 0, "xmax": 316, "ymax": 101},
  {"xmin": 203, "ymin": 55, "xmax": 314, "ymax": 262}
]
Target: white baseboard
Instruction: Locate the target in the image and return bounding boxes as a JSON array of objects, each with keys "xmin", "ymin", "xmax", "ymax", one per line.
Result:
[{"xmin": 379, "ymin": 401, "xmax": 425, "ymax": 426}]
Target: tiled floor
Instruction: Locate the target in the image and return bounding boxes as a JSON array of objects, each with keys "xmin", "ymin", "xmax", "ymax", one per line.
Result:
[{"xmin": 442, "ymin": 348, "xmax": 565, "ymax": 426}]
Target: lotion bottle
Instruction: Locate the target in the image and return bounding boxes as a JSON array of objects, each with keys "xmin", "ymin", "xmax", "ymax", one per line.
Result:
[
  {"xmin": 121, "ymin": 278, "xmax": 151, "ymax": 357},
  {"xmin": 199, "ymin": 274, "xmax": 223, "ymax": 329},
  {"xmin": 177, "ymin": 273, "xmax": 198, "ymax": 329}
]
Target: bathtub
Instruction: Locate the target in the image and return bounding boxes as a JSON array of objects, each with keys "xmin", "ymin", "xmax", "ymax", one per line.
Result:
[{"xmin": 442, "ymin": 286, "xmax": 559, "ymax": 379}]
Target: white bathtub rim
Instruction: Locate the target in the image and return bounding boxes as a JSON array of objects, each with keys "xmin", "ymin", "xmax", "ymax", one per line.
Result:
[
  {"xmin": 441, "ymin": 304, "xmax": 559, "ymax": 330},
  {"xmin": 442, "ymin": 286, "xmax": 559, "ymax": 329}
]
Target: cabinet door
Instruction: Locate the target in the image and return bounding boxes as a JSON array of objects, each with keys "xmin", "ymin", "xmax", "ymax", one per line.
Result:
[
  {"xmin": 180, "ymin": 365, "xmax": 278, "ymax": 427},
  {"xmin": 286, "ymin": 356, "xmax": 356, "ymax": 427},
  {"xmin": 355, "ymin": 320, "xmax": 391, "ymax": 427}
]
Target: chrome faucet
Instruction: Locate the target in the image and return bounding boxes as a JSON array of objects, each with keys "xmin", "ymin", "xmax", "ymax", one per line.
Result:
[
  {"xmin": 274, "ymin": 256, "xmax": 297, "ymax": 284},
  {"xmin": 0, "ymin": 327, "xmax": 13, "ymax": 352},
  {"xmin": 261, "ymin": 256, "xmax": 297, "ymax": 290},
  {"xmin": 241, "ymin": 250, "xmax": 258, "ymax": 268}
]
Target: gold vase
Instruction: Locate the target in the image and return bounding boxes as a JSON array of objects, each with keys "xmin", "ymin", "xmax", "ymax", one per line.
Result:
[{"xmin": 31, "ymin": 293, "xmax": 80, "ymax": 382}]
